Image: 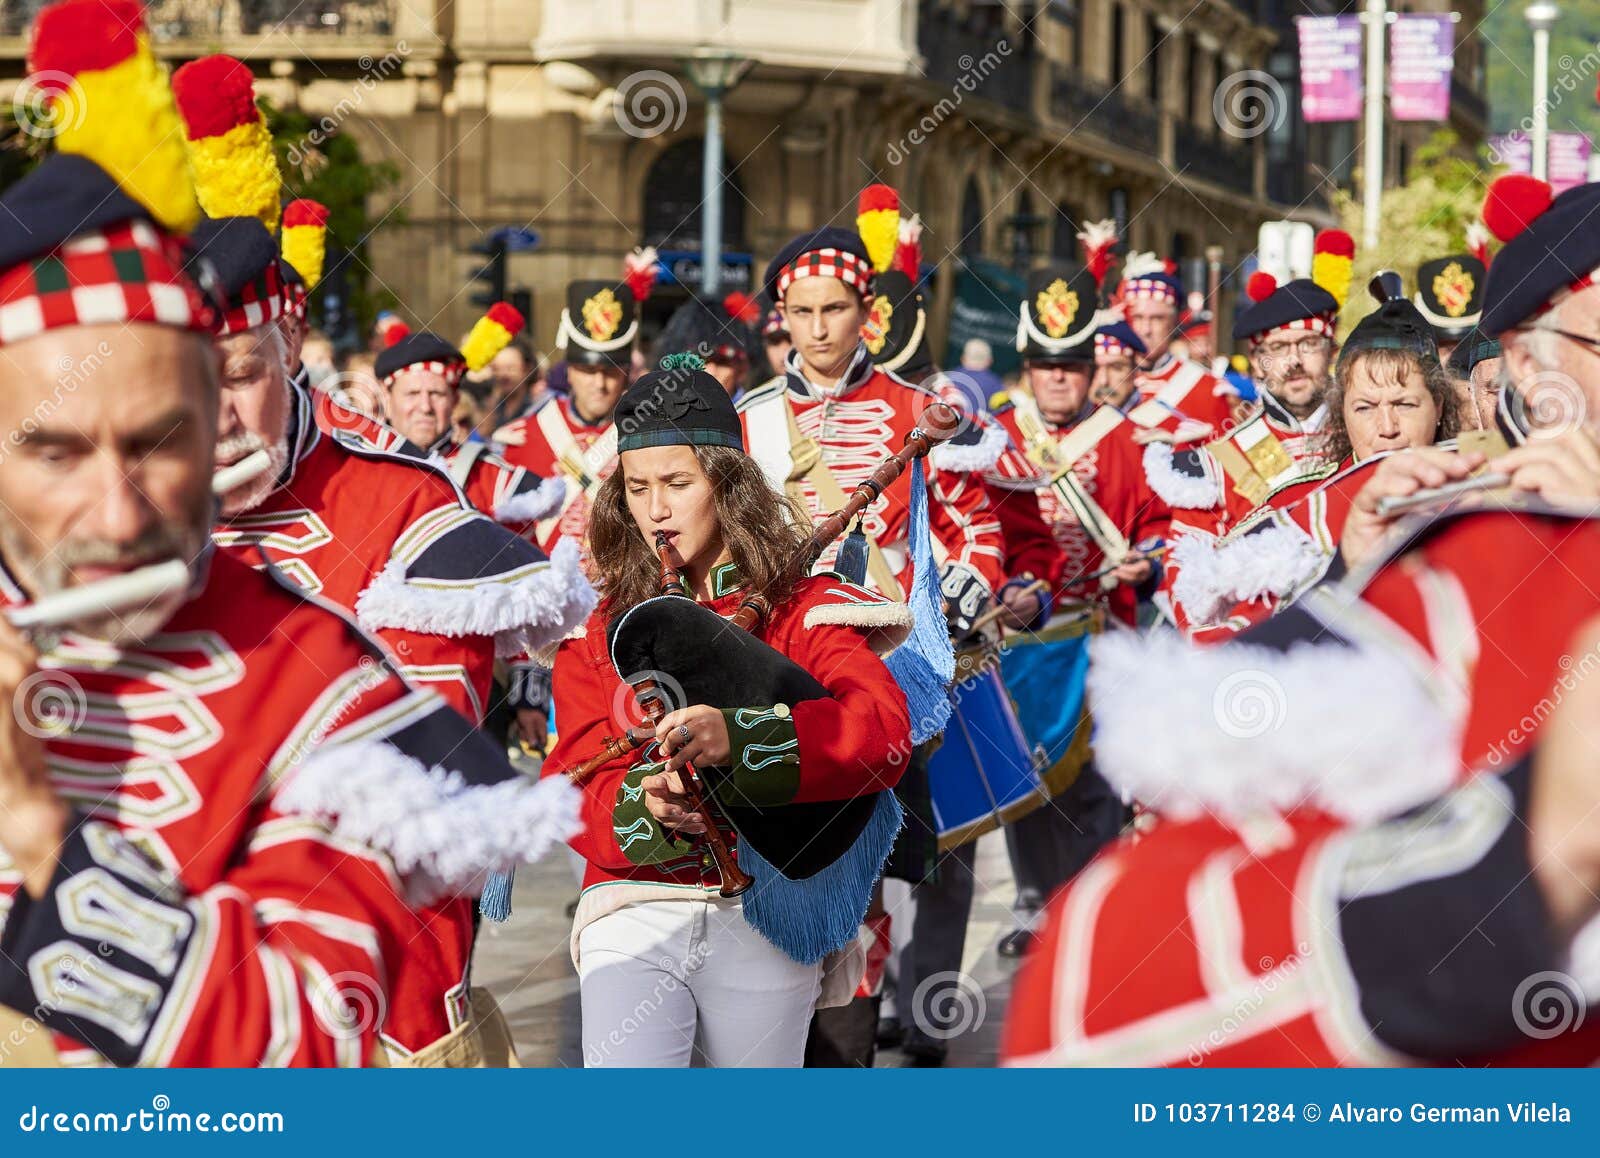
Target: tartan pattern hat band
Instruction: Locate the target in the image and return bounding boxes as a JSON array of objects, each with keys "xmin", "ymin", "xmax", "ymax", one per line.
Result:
[
  {"xmin": 775, "ymin": 247, "xmax": 874, "ymax": 300},
  {"xmin": 0, "ymin": 217, "xmax": 215, "ymax": 347}
]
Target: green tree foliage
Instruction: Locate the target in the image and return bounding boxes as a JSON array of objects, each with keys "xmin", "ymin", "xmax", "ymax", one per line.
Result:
[
  {"xmin": 1483, "ymin": 2, "xmax": 1600, "ymax": 139},
  {"xmin": 1331, "ymin": 129, "xmax": 1498, "ymax": 334},
  {"xmin": 266, "ymin": 99, "xmax": 405, "ymax": 339}
]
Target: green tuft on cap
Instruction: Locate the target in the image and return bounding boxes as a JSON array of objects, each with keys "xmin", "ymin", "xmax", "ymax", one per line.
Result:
[{"xmin": 659, "ymin": 352, "xmax": 705, "ymax": 372}]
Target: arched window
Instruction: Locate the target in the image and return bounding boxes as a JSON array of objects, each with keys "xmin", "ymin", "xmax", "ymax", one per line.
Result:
[{"xmin": 641, "ymin": 138, "xmax": 747, "ymax": 252}]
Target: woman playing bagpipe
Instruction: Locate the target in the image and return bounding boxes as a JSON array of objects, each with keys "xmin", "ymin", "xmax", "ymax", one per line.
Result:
[{"xmin": 541, "ymin": 355, "xmax": 918, "ymax": 1067}]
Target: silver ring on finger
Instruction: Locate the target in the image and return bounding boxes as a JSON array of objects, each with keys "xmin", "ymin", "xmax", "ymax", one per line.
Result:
[{"xmin": 675, "ymin": 724, "xmax": 692, "ymax": 746}]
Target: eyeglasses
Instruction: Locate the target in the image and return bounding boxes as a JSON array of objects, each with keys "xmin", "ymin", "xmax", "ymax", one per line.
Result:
[
  {"xmin": 1256, "ymin": 336, "xmax": 1330, "ymax": 359},
  {"xmin": 1535, "ymin": 326, "xmax": 1600, "ymax": 354}
]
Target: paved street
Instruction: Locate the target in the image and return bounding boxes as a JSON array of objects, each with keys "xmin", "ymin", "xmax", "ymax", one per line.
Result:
[{"xmin": 475, "ymin": 799, "xmax": 1024, "ymax": 1068}]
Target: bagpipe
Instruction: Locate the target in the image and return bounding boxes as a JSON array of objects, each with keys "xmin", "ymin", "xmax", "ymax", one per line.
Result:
[{"xmin": 560, "ymin": 402, "xmax": 965, "ymax": 962}]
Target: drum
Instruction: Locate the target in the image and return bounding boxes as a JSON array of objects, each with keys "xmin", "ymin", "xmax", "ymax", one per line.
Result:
[
  {"xmin": 998, "ymin": 603, "xmax": 1103, "ymax": 798},
  {"xmin": 927, "ymin": 647, "xmax": 1045, "ymax": 851}
]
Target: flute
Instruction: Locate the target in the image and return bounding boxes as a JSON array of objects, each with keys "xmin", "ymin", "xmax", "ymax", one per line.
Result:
[
  {"xmin": 8, "ymin": 558, "xmax": 191, "ymax": 638},
  {"xmin": 1375, "ymin": 472, "xmax": 1511, "ymax": 518},
  {"xmin": 212, "ymin": 449, "xmax": 273, "ymax": 496}
]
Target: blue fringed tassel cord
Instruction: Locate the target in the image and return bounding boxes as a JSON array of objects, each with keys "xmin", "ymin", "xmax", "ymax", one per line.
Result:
[
  {"xmin": 884, "ymin": 456, "xmax": 956, "ymax": 745},
  {"xmin": 479, "ymin": 868, "xmax": 515, "ymax": 922}
]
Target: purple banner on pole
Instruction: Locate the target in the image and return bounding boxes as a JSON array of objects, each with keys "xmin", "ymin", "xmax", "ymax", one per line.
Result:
[
  {"xmin": 1488, "ymin": 133, "xmax": 1533, "ymax": 174},
  {"xmin": 1297, "ymin": 15, "xmax": 1363, "ymax": 123},
  {"xmin": 1389, "ymin": 14, "xmax": 1454, "ymax": 122},
  {"xmin": 1549, "ymin": 133, "xmax": 1592, "ymax": 195}
]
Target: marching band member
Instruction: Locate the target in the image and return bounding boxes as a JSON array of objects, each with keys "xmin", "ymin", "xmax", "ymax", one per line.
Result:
[
  {"xmin": 1089, "ymin": 315, "xmax": 1146, "ymax": 410},
  {"xmin": 1414, "ymin": 251, "xmax": 1487, "ymax": 369},
  {"xmin": 1117, "ymin": 252, "xmax": 1235, "ymax": 435},
  {"xmin": 494, "ymin": 255, "xmax": 659, "ymax": 556},
  {"xmin": 0, "ymin": 0, "xmax": 577, "ymax": 1067},
  {"xmin": 542, "ymin": 358, "xmax": 912, "ymax": 1067},
  {"xmin": 1002, "ymin": 173, "xmax": 1600, "ymax": 1067},
  {"xmin": 370, "ymin": 310, "xmax": 567, "ymax": 536},
  {"xmin": 1167, "ymin": 277, "xmax": 1461, "ymax": 640}
]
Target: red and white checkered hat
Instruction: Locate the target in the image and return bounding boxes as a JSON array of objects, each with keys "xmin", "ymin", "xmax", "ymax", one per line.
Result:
[{"xmin": 0, "ymin": 214, "xmax": 215, "ymax": 348}]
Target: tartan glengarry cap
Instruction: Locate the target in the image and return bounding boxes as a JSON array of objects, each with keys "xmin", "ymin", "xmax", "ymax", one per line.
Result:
[
  {"xmin": 762, "ymin": 228, "xmax": 874, "ymax": 303},
  {"xmin": 375, "ymin": 331, "xmax": 465, "ymax": 387},
  {"xmin": 0, "ymin": 154, "xmax": 217, "ymax": 347},
  {"xmin": 186, "ymin": 216, "xmax": 286, "ymax": 336},
  {"xmin": 614, "ymin": 354, "xmax": 744, "ymax": 453}
]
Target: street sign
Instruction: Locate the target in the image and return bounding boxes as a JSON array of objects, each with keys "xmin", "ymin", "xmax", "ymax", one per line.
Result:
[
  {"xmin": 1256, "ymin": 220, "xmax": 1315, "ymax": 282},
  {"xmin": 656, "ymin": 250, "xmax": 752, "ymax": 292},
  {"xmin": 489, "ymin": 227, "xmax": 541, "ymax": 253}
]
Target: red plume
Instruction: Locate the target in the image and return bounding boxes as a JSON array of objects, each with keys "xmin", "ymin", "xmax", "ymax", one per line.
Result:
[
  {"xmin": 1246, "ymin": 271, "xmax": 1278, "ymax": 303},
  {"xmin": 722, "ymin": 291, "xmax": 760, "ymax": 324},
  {"xmin": 1313, "ymin": 229, "xmax": 1355, "ymax": 258},
  {"xmin": 382, "ymin": 322, "xmax": 411, "ymax": 348},
  {"xmin": 487, "ymin": 302, "xmax": 525, "ymax": 333},
  {"xmin": 857, "ymin": 184, "xmax": 899, "ymax": 215},
  {"xmin": 1482, "ymin": 173, "xmax": 1554, "ymax": 243},
  {"xmin": 622, "ymin": 246, "xmax": 660, "ymax": 303}
]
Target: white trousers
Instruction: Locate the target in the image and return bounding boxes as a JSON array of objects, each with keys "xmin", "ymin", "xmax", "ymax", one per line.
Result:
[{"xmin": 577, "ymin": 897, "xmax": 822, "ymax": 1067}]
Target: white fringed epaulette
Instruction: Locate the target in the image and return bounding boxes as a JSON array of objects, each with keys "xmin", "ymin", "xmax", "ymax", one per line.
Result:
[
  {"xmin": 1142, "ymin": 441, "xmax": 1221, "ymax": 509},
  {"xmin": 1087, "ymin": 631, "xmax": 1459, "ymax": 830},
  {"xmin": 930, "ymin": 419, "xmax": 1008, "ymax": 474},
  {"xmin": 276, "ymin": 737, "xmax": 581, "ymax": 906},
  {"xmin": 494, "ymin": 476, "xmax": 567, "ymax": 525},
  {"xmin": 355, "ymin": 536, "xmax": 598, "ymax": 657},
  {"xmin": 1171, "ymin": 520, "xmax": 1328, "ymax": 625},
  {"xmin": 803, "ymin": 579, "xmax": 914, "ymax": 655}
]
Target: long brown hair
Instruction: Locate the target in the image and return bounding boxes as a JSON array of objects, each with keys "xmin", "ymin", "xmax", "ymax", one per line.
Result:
[
  {"xmin": 588, "ymin": 444, "xmax": 814, "ymax": 616},
  {"xmin": 1320, "ymin": 347, "xmax": 1460, "ymax": 464}
]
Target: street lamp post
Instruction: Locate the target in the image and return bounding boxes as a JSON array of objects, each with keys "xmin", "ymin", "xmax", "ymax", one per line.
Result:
[
  {"xmin": 685, "ymin": 50, "xmax": 753, "ymax": 297},
  {"xmin": 1526, "ymin": 2, "xmax": 1560, "ymax": 182},
  {"xmin": 1360, "ymin": 0, "xmax": 1387, "ymax": 251}
]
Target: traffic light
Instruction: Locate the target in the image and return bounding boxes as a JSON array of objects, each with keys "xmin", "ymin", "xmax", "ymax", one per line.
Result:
[{"xmin": 470, "ymin": 236, "xmax": 508, "ymax": 307}]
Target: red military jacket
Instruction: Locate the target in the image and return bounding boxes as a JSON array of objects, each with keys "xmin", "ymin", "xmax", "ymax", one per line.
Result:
[
  {"xmin": 983, "ymin": 398, "xmax": 1172, "ymax": 625},
  {"xmin": 542, "ymin": 567, "xmax": 912, "ymax": 901},
  {"xmin": 215, "ymin": 386, "xmax": 594, "ymax": 723},
  {"xmin": 736, "ymin": 348, "xmax": 1007, "ymax": 598},
  {"xmin": 0, "ymin": 551, "xmax": 575, "ymax": 1065},
  {"xmin": 1132, "ymin": 353, "xmax": 1237, "ymax": 437},
  {"xmin": 1004, "ymin": 501, "xmax": 1600, "ymax": 1066},
  {"xmin": 310, "ymin": 387, "xmax": 563, "ymax": 539},
  {"xmin": 493, "ymin": 395, "xmax": 617, "ymax": 557}
]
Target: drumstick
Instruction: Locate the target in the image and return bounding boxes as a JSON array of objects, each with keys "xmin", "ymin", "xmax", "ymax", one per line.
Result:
[
  {"xmin": 8, "ymin": 559, "xmax": 191, "ymax": 631},
  {"xmin": 971, "ymin": 579, "xmax": 1049, "ymax": 635},
  {"xmin": 1083, "ymin": 543, "xmax": 1169, "ymax": 583},
  {"xmin": 211, "ymin": 449, "xmax": 273, "ymax": 496},
  {"xmin": 1375, "ymin": 472, "xmax": 1510, "ymax": 518}
]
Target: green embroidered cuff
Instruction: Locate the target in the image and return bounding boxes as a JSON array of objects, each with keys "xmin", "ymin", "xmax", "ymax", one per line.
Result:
[
  {"xmin": 716, "ymin": 704, "xmax": 802, "ymax": 808},
  {"xmin": 612, "ymin": 761, "xmax": 697, "ymax": 865}
]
